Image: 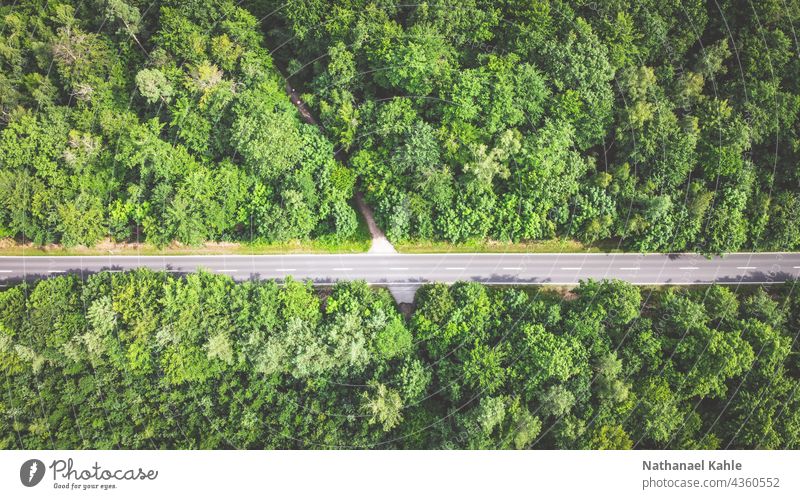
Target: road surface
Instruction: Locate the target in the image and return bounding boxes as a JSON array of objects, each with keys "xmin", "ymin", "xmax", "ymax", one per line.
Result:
[{"xmin": 1, "ymin": 252, "xmax": 798, "ymax": 302}]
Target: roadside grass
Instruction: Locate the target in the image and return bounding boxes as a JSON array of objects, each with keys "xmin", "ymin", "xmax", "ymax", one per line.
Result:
[
  {"xmin": 0, "ymin": 206, "xmax": 373, "ymax": 256},
  {"xmin": 0, "ymin": 237, "xmax": 371, "ymax": 256},
  {"xmin": 394, "ymin": 237, "xmax": 624, "ymax": 254}
]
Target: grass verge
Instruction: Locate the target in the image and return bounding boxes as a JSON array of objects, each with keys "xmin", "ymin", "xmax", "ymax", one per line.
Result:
[
  {"xmin": 0, "ymin": 207, "xmax": 372, "ymax": 256},
  {"xmin": 394, "ymin": 238, "xmax": 623, "ymax": 254}
]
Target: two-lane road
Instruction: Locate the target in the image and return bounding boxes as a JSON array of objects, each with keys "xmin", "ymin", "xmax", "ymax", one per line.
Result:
[{"xmin": 1, "ymin": 252, "xmax": 798, "ymax": 301}]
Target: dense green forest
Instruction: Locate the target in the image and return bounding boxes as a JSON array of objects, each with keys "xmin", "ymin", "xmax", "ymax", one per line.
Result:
[
  {"xmin": 2, "ymin": 1, "xmax": 800, "ymax": 252},
  {"xmin": 1, "ymin": 272, "xmax": 798, "ymax": 449},
  {"xmin": 0, "ymin": 0, "xmax": 357, "ymax": 247},
  {"xmin": 252, "ymin": 0, "xmax": 800, "ymax": 252}
]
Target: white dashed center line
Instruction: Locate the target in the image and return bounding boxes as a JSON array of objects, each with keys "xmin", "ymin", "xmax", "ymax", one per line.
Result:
[
  {"xmin": 679, "ymin": 267, "xmax": 699, "ymax": 270},
  {"xmin": 390, "ymin": 267, "xmax": 408, "ymax": 270},
  {"xmin": 333, "ymin": 268, "xmax": 352, "ymax": 271},
  {"xmin": 502, "ymin": 267, "xmax": 521, "ymax": 270},
  {"xmin": 620, "ymin": 267, "xmax": 640, "ymax": 270},
  {"xmin": 561, "ymin": 267, "xmax": 582, "ymax": 270},
  {"xmin": 445, "ymin": 267, "xmax": 465, "ymax": 270}
]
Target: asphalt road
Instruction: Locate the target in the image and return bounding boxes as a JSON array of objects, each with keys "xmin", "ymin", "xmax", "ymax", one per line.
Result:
[{"xmin": 1, "ymin": 252, "xmax": 798, "ymax": 301}]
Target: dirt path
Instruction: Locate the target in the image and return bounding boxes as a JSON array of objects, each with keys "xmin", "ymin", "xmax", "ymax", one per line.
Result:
[
  {"xmin": 355, "ymin": 193, "xmax": 397, "ymax": 254},
  {"xmin": 286, "ymin": 83, "xmax": 318, "ymax": 126},
  {"xmin": 283, "ymin": 81, "xmax": 396, "ymax": 254}
]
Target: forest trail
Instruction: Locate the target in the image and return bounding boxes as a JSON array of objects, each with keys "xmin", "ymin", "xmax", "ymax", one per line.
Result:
[
  {"xmin": 286, "ymin": 83, "xmax": 318, "ymax": 127},
  {"xmin": 355, "ymin": 193, "xmax": 397, "ymax": 255},
  {"xmin": 283, "ymin": 81, "xmax": 397, "ymax": 256}
]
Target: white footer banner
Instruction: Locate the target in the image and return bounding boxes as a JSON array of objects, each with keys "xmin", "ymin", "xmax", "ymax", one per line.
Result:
[{"xmin": 1, "ymin": 450, "xmax": 798, "ymax": 498}]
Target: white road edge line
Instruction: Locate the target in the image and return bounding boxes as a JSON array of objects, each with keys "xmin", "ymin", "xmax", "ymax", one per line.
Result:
[
  {"xmin": 679, "ymin": 267, "xmax": 699, "ymax": 270},
  {"xmin": 620, "ymin": 267, "xmax": 640, "ymax": 270},
  {"xmin": 48, "ymin": 270, "xmax": 66, "ymax": 273},
  {"xmin": 216, "ymin": 269, "xmax": 238, "ymax": 272},
  {"xmin": 737, "ymin": 266, "xmax": 757, "ymax": 269},
  {"xmin": 275, "ymin": 268, "xmax": 296, "ymax": 271},
  {"xmin": 445, "ymin": 267, "xmax": 465, "ymax": 270},
  {"xmin": 333, "ymin": 268, "xmax": 353, "ymax": 271},
  {"xmin": 0, "ymin": 270, "xmax": 12, "ymax": 273},
  {"xmin": 502, "ymin": 267, "xmax": 522, "ymax": 270},
  {"xmin": 389, "ymin": 267, "xmax": 408, "ymax": 270},
  {"xmin": 561, "ymin": 267, "xmax": 582, "ymax": 270}
]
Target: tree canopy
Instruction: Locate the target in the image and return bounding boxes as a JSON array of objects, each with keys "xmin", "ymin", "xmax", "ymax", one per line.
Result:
[
  {"xmin": 2, "ymin": 273, "xmax": 799, "ymax": 449},
  {"xmin": 0, "ymin": 0, "xmax": 356, "ymax": 247},
  {"xmin": 2, "ymin": 1, "xmax": 799, "ymax": 251},
  {"xmin": 249, "ymin": 0, "xmax": 800, "ymax": 252}
]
